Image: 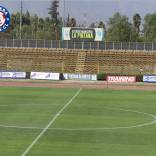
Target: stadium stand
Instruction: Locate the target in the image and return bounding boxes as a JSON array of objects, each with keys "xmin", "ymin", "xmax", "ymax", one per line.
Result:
[{"xmin": 0, "ymin": 48, "xmax": 156, "ymax": 74}]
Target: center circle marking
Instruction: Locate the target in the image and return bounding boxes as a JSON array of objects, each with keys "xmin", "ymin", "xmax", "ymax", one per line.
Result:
[{"xmin": 0, "ymin": 107, "xmax": 155, "ymax": 131}]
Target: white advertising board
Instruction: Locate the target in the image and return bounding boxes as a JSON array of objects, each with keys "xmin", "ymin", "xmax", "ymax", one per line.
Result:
[
  {"xmin": 30, "ymin": 72, "xmax": 59, "ymax": 80},
  {"xmin": 63, "ymin": 73, "xmax": 97, "ymax": 81},
  {"xmin": 143, "ymin": 75, "xmax": 156, "ymax": 83},
  {"xmin": 0, "ymin": 72, "xmax": 26, "ymax": 78}
]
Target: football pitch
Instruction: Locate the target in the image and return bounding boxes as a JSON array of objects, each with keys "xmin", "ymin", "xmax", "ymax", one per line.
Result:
[{"xmin": 0, "ymin": 87, "xmax": 156, "ymax": 156}]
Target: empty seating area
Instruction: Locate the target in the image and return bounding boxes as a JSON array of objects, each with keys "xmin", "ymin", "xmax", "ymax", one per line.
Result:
[{"xmin": 0, "ymin": 48, "xmax": 156, "ymax": 74}]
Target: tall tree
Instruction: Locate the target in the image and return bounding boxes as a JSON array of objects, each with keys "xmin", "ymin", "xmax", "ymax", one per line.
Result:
[
  {"xmin": 10, "ymin": 14, "xmax": 17, "ymax": 38},
  {"xmin": 23, "ymin": 10, "xmax": 31, "ymax": 25},
  {"xmin": 48, "ymin": 0, "xmax": 59, "ymax": 26},
  {"xmin": 66, "ymin": 13, "xmax": 70, "ymax": 27},
  {"xmin": 133, "ymin": 13, "xmax": 141, "ymax": 34},
  {"xmin": 69, "ymin": 18, "xmax": 76, "ymax": 27},
  {"xmin": 48, "ymin": 0, "xmax": 60, "ymax": 40},
  {"xmin": 98, "ymin": 21, "xmax": 105, "ymax": 29},
  {"xmin": 38, "ymin": 18, "xmax": 44, "ymax": 30},
  {"xmin": 31, "ymin": 14, "xmax": 38, "ymax": 39},
  {"xmin": 144, "ymin": 13, "xmax": 156, "ymax": 41},
  {"xmin": 106, "ymin": 12, "xmax": 131, "ymax": 41},
  {"xmin": 10, "ymin": 14, "xmax": 16, "ymax": 29},
  {"xmin": 66, "ymin": 14, "xmax": 76, "ymax": 27},
  {"xmin": 45, "ymin": 17, "xmax": 50, "ymax": 24},
  {"xmin": 14, "ymin": 12, "xmax": 20, "ymax": 25}
]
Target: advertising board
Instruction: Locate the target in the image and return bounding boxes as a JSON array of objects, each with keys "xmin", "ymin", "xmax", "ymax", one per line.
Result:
[
  {"xmin": 62, "ymin": 27, "xmax": 104, "ymax": 41},
  {"xmin": 143, "ymin": 75, "xmax": 156, "ymax": 83},
  {"xmin": 107, "ymin": 76, "xmax": 136, "ymax": 83},
  {"xmin": 63, "ymin": 73, "xmax": 97, "ymax": 81},
  {"xmin": 30, "ymin": 72, "xmax": 59, "ymax": 80},
  {"xmin": 0, "ymin": 72, "xmax": 26, "ymax": 79}
]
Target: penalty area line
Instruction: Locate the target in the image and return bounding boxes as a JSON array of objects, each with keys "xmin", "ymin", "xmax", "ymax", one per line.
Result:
[{"xmin": 21, "ymin": 88, "xmax": 82, "ymax": 156}]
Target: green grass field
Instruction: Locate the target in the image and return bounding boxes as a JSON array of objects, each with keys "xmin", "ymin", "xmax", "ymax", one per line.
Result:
[{"xmin": 0, "ymin": 87, "xmax": 156, "ymax": 156}]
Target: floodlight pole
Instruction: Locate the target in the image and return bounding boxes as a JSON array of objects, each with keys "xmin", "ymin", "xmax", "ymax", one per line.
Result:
[
  {"xmin": 20, "ymin": 0, "xmax": 23, "ymax": 40},
  {"xmin": 63, "ymin": 0, "xmax": 66, "ymax": 27}
]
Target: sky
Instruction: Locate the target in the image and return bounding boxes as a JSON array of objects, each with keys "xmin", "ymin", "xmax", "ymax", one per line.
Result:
[{"xmin": 0, "ymin": 0, "xmax": 156, "ymax": 26}]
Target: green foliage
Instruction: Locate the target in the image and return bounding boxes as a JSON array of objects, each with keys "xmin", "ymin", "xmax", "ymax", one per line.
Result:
[
  {"xmin": 97, "ymin": 73, "xmax": 105, "ymax": 81},
  {"xmin": 66, "ymin": 13, "xmax": 77, "ymax": 27},
  {"xmin": 23, "ymin": 10, "xmax": 31, "ymax": 25},
  {"xmin": 98, "ymin": 21, "xmax": 105, "ymax": 29},
  {"xmin": 67, "ymin": 17, "xmax": 76, "ymax": 27},
  {"xmin": 133, "ymin": 13, "xmax": 141, "ymax": 34},
  {"xmin": 1, "ymin": 7, "xmax": 156, "ymax": 42},
  {"xmin": 1, "ymin": 2, "xmax": 62, "ymax": 40},
  {"xmin": 144, "ymin": 13, "xmax": 156, "ymax": 42},
  {"xmin": 130, "ymin": 13, "xmax": 142, "ymax": 42},
  {"xmin": 106, "ymin": 13, "xmax": 132, "ymax": 41},
  {"xmin": 48, "ymin": 0, "xmax": 59, "ymax": 25}
]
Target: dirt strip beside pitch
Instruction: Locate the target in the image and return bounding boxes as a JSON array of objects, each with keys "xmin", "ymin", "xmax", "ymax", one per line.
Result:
[{"xmin": 0, "ymin": 80, "xmax": 156, "ymax": 91}]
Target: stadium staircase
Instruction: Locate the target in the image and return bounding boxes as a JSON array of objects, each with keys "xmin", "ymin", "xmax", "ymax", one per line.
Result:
[{"xmin": 75, "ymin": 52, "xmax": 86, "ymax": 73}]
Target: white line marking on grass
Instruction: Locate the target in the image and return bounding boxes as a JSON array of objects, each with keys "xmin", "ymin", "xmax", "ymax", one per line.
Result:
[
  {"xmin": 0, "ymin": 107, "xmax": 156, "ymax": 131},
  {"xmin": 21, "ymin": 88, "xmax": 82, "ymax": 156},
  {"xmin": 0, "ymin": 124, "xmax": 43, "ymax": 130},
  {"xmin": 51, "ymin": 108, "xmax": 156, "ymax": 131}
]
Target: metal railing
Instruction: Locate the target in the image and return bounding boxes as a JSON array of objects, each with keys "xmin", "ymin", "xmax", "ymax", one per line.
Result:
[{"xmin": 0, "ymin": 39, "xmax": 156, "ymax": 51}]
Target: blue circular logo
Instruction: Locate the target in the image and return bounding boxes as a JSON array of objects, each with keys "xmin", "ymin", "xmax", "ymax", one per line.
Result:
[{"xmin": 0, "ymin": 6, "xmax": 10, "ymax": 32}]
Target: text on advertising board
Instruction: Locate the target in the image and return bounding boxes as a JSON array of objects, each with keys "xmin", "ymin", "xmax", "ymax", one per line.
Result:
[
  {"xmin": 62, "ymin": 27, "xmax": 104, "ymax": 41},
  {"xmin": 30, "ymin": 72, "xmax": 59, "ymax": 80},
  {"xmin": 70, "ymin": 28, "xmax": 95, "ymax": 41},
  {"xmin": 0, "ymin": 72, "xmax": 26, "ymax": 78},
  {"xmin": 143, "ymin": 75, "xmax": 156, "ymax": 83},
  {"xmin": 63, "ymin": 73, "xmax": 97, "ymax": 81},
  {"xmin": 107, "ymin": 76, "xmax": 136, "ymax": 83}
]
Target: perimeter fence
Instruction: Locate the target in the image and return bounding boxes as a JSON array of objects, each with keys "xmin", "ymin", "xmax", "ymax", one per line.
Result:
[{"xmin": 0, "ymin": 39, "xmax": 156, "ymax": 51}]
